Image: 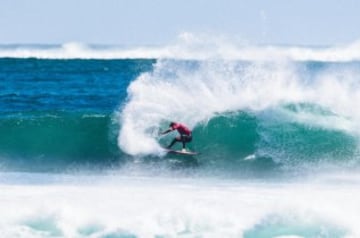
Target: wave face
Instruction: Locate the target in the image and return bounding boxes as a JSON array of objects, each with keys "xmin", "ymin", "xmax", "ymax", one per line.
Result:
[
  {"xmin": 119, "ymin": 59, "xmax": 360, "ymax": 174},
  {"xmin": 0, "ymin": 112, "xmax": 120, "ymax": 170}
]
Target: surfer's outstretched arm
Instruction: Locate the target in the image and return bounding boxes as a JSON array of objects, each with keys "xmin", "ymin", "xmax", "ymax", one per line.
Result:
[{"xmin": 160, "ymin": 127, "xmax": 174, "ymax": 135}]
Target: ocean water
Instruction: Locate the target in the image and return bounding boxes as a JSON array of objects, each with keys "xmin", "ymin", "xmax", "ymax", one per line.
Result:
[{"xmin": 1, "ymin": 41, "xmax": 360, "ymax": 237}]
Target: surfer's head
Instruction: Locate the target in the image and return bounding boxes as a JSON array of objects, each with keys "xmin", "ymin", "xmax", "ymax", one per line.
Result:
[{"xmin": 169, "ymin": 122, "xmax": 176, "ymax": 127}]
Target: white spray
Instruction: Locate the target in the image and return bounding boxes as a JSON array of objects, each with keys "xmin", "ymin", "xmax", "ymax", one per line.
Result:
[{"xmin": 118, "ymin": 58, "xmax": 360, "ymax": 156}]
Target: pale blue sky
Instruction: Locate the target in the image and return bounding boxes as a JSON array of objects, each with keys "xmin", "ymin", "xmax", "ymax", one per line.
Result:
[{"xmin": 1, "ymin": 0, "xmax": 359, "ymax": 46}]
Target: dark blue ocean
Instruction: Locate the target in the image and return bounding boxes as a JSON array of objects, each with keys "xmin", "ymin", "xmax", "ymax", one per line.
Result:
[
  {"xmin": 0, "ymin": 58, "xmax": 155, "ymax": 171},
  {"xmin": 1, "ymin": 44, "xmax": 360, "ymax": 237}
]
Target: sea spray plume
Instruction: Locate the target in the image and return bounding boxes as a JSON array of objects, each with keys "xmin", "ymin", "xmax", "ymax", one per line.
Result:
[{"xmin": 118, "ymin": 59, "xmax": 303, "ymax": 156}]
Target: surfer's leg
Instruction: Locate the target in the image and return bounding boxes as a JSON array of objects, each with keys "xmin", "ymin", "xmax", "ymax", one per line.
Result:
[
  {"xmin": 181, "ymin": 135, "xmax": 191, "ymax": 149},
  {"xmin": 167, "ymin": 139, "xmax": 176, "ymax": 149},
  {"xmin": 167, "ymin": 137, "xmax": 181, "ymax": 149}
]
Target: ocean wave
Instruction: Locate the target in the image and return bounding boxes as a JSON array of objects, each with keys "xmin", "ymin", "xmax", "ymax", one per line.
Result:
[
  {"xmin": 2, "ymin": 57, "xmax": 360, "ymax": 173},
  {"xmin": 118, "ymin": 58, "xmax": 360, "ymax": 172}
]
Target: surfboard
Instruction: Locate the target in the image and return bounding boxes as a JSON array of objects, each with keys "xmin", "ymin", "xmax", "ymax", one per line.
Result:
[{"xmin": 163, "ymin": 148, "xmax": 199, "ymax": 156}]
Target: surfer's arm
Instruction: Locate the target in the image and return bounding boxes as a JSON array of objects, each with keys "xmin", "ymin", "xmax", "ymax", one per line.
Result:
[{"xmin": 160, "ymin": 127, "xmax": 174, "ymax": 135}]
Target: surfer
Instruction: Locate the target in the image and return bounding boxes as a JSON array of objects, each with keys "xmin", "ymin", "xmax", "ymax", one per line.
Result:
[{"xmin": 160, "ymin": 122, "xmax": 192, "ymax": 151}]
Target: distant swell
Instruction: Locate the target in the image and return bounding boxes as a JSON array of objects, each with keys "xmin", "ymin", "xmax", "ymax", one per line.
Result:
[{"xmin": 1, "ymin": 34, "xmax": 360, "ymax": 61}]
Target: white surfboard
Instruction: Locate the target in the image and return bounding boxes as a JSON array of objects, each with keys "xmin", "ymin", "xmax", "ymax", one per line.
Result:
[{"xmin": 163, "ymin": 148, "xmax": 199, "ymax": 156}]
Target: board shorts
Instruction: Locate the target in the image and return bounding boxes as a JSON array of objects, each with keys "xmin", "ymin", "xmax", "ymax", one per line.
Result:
[{"xmin": 180, "ymin": 134, "xmax": 192, "ymax": 142}]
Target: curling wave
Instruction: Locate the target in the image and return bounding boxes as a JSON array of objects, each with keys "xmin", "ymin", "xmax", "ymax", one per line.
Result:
[{"xmin": 119, "ymin": 58, "xmax": 360, "ymax": 172}]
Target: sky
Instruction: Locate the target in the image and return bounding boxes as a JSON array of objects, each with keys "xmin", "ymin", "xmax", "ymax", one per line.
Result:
[{"xmin": 1, "ymin": 0, "xmax": 359, "ymax": 46}]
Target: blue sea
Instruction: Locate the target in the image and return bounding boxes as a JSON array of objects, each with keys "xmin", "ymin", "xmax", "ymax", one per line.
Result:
[{"xmin": 1, "ymin": 42, "xmax": 360, "ymax": 237}]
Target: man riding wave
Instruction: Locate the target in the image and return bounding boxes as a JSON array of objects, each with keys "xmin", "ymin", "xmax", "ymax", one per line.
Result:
[{"xmin": 160, "ymin": 122, "xmax": 192, "ymax": 151}]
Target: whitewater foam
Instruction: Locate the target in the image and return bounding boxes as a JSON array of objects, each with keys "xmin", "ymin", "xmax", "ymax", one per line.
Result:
[{"xmin": 0, "ymin": 172, "xmax": 358, "ymax": 237}]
